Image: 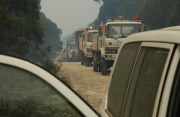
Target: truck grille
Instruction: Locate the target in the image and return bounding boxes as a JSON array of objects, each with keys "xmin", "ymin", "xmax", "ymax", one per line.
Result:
[{"xmin": 105, "ymin": 50, "xmax": 117, "ymax": 54}]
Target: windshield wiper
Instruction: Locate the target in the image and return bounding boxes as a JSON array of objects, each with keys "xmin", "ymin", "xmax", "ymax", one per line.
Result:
[
  {"xmin": 110, "ymin": 34, "xmax": 128, "ymax": 39},
  {"xmin": 119, "ymin": 34, "xmax": 128, "ymax": 38}
]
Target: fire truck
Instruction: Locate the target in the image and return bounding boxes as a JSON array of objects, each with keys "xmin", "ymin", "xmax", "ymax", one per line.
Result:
[
  {"xmin": 65, "ymin": 40, "xmax": 78, "ymax": 62},
  {"xmin": 92, "ymin": 16, "xmax": 149, "ymax": 75},
  {"xmin": 82, "ymin": 28, "xmax": 98, "ymax": 67},
  {"xmin": 75, "ymin": 28, "xmax": 84, "ymax": 62}
]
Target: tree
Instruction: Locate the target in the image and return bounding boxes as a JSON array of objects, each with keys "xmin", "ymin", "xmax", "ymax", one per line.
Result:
[
  {"xmin": 91, "ymin": 0, "xmax": 180, "ymax": 30},
  {"xmin": 24, "ymin": 13, "xmax": 63, "ymax": 61},
  {"xmin": 91, "ymin": 0, "xmax": 144, "ymax": 28},
  {"xmin": 166, "ymin": 0, "xmax": 180, "ymax": 26},
  {"xmin": 40, "ymin": 13, "xmax": 63, "ymax": 60},
  {"xmin": 137, "ymin": 0, "xmax": 180, "ymax": 29},
  {"xmin": 0, "ymin": 0, "xmax": 43, "ymax": 56}
]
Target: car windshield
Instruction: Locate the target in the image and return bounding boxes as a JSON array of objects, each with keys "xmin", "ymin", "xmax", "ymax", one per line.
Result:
[{"xmin": 107, "ymin": 24, "xmax": 143, "ymax": 38}]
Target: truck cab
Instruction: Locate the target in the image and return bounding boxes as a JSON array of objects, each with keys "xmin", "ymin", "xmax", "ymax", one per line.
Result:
[
  {"xmin": 66, "ymin": 40, "xmax": 78, "ymax": 62},
  {"xmin": 104, "ymin": 21, "xmax": 143, "ymax": 49},
  {"xmin": 93, "ymin": 17, "xmax": 147, "ymax": 75}
]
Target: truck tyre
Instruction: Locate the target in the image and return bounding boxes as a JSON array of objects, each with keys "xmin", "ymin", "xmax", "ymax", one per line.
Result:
[
  {"xmin": 89, "ymin": 58, "xmax": 93, "ymax": 67},
  {"xmin": 85, "ymin": 57, "xmax": 90, "ymax": 67},
  {"xmin": 101, "ymin": 59, "xmax": 107, "ymax": 75},
  {"xmin": 67, "ymin": 57, "xmax": 69, "ymax": 62},
  {"xmin": 81, "ymin": 59, "xmax": 84, "ymax": 65},
  {"xmin": 81, "ymin": 54, "xmax": 84, "ymax": 65},
  {"xmin": 69, "ymin": 57, "xmax": 72, "ymax": 62},
  {"xmin": 93, "ymin": 63, "xmax": 98, "ymax": 72},
  {"xmin": 72, "ymin": 51, "xmax": 75, "ymax": 62},
  {"xmin": 98, "ymin": 65, "xmax": 101, "ymax": 72}
]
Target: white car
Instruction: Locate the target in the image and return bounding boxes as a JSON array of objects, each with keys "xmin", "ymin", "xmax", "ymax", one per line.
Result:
[
  {"xmin": 100, "ymin": 26, "xmax": 180, "ymax": 117},
  {"xmin": 0, "ymin": 54, "xmax": 98, "ymax": 117}
]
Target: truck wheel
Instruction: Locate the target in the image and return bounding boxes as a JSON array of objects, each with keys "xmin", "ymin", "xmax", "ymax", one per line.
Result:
[
  {"xmin": 67, "ymin": 57, "xmax": 69, "ymax": 62},
  {"xmin": 81, "ymin": 54, "xmax": 84, "ymax": 65},
  {"xmin": 72, "ymin": 51, "xmax": 75, "ymax": 62},
  {"xmin": 85, "ymin": 57, "xmax": 90, "ymax": 67},
  {"xmin": 93, "ymin": 63, "xmax": 98, "ymax": 72},
  {"xmin": 89, "ymin": 58, "xmax": 93, "ymax": 66},
  {"xmin": 101, "ymin": 60, "xmax": 107, "ymax": 75},
  {"xmin": 84, "ymin": 57, "xmax": 86, "ymax": 65},
  {"xmin": 81, "ymin": 58, "xmax": 84, "ymax": 65},
  {"xmin": 69, "ymin": 58, "xmax": 72, "ymax": 62},
  {"xmin": 98, "ymin": 65, "xmax": 101, "ymax": 72}
]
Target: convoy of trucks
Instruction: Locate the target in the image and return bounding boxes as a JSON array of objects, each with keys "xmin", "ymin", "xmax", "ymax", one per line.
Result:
[{"xmin": 61, "ymin": 16, "xmax": 149, "ymax": 75}]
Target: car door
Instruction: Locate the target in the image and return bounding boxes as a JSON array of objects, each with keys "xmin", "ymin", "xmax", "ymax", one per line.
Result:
[
  {"xmin": 158, "ymin": 45, "xmax": 180, "ymax": 117},
  {"xmin": 0, "ymin": 54, "xmax": 99, "ymax": 117},
  {"xmin": 101, "ymin": 42, "xmax": 175, "ymax": 117},
  {"xmin": 167, "ymin": 58, "xmax": 180, "ymax": 117},
  {"xmin": 122, "ymin": 42, "xmax": 174, "ymax": 117},
  {"xmin": 100, "ymin": 42, "xmax": 142, "ymax": 117}
]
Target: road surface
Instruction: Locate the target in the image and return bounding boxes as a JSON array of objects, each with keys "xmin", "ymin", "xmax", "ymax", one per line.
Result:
[{"xmin": 57, "ymin": 62, "xmax": 111, "ymax": 113}]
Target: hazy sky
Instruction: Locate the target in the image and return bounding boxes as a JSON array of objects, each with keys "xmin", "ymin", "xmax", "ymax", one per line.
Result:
[{"xmin": 40, "ymin": 0, "xmax": 101, "ymax": 38}]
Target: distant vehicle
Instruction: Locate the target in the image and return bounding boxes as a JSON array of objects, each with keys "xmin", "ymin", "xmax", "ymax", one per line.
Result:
[
  {"xmin": 61, "ymin": 48, "xmax": 67, "ymax": 62},
  {"xmin": 61, "ymin": 39, "xmax": 79, "ymax": 62},
  {"xmin": 0, "ymin": 54, "xmax": 98, "ymax": 117},
  {"xmin": 100, "ymin": 26, "xmax": 180, "ymax": 117},
  {"xmin": 92, "ymin": 16, "xmax": 149, "ymax": 75},
  {"xmin": 83, "ymin": 29, "xmax": 98, "ymax": 67},
  {"xmin": 66, "ymin": 40, "xmax": 78, "ymax": 62},
  {"xmin": 75, "ymin": 28, "xmax": 85, "ymax": 63}
]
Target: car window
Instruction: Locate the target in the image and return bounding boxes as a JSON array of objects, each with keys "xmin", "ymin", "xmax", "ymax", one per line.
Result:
[
  {"xmin": 124, "ymin": 47, "xmax": 169, "ymax": 117},
  {"xmin": 0, "ymin": 64, "xmax": 83, "ymax": 117},
  {"xmin": 106, "ymin": 42, "xmax": 141, "ymax": 117},
  {"xmin": 167, "ymin": 61, "xmax": 180, "ymax": 117}
]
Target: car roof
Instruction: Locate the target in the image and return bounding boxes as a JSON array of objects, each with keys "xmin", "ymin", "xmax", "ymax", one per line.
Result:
[{"xmin": 123, "ymin": 25, "xmax": 180, "ymax": 44}]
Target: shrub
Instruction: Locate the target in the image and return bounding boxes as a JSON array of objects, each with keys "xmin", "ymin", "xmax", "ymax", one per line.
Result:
[{"xmin": 41, "ymin": 59, "xmax": 60, "ymax": 75}]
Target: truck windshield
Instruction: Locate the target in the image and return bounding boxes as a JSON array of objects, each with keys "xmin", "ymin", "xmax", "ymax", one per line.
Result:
[
  {"xmin": 88, "ymin": 32, "xmax": 98, "ymax": 42},
  {"xmin": 107, "ymin": 24, "xmax": 143, "ymax": 38}
]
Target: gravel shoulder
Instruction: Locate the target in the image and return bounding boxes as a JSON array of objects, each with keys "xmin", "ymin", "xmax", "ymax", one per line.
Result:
[{"xmin": 57, "ymin": 62, "xmax": 111, "ymax": 113}]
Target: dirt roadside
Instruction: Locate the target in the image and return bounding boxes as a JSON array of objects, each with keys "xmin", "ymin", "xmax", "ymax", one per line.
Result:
[{"xmin": 57, "ymin": 62, "xmax": 111, "ymax": 113}]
